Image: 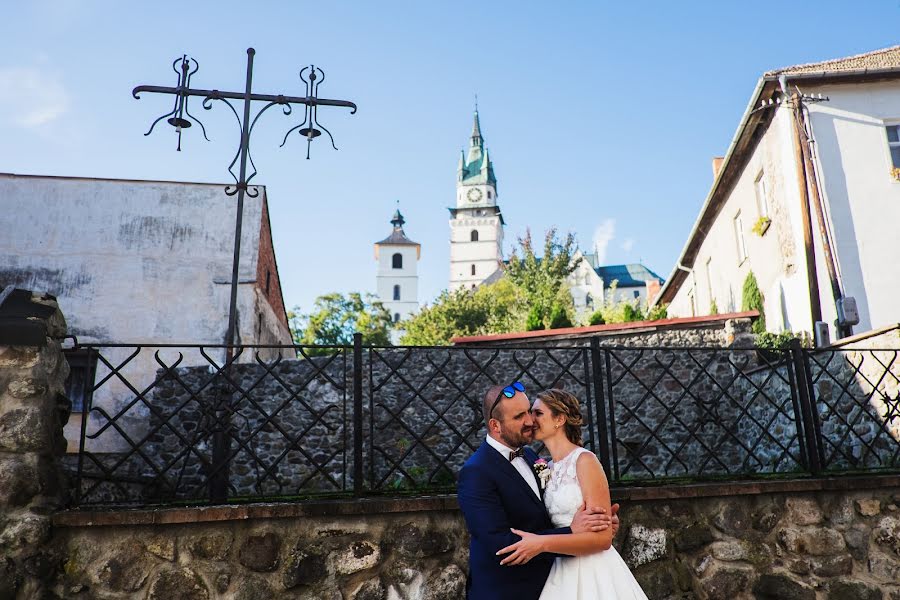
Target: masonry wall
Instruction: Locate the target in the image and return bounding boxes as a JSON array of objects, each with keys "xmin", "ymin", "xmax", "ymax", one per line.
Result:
[{"xmin": 46, "ymin": 483, "xmax": 900, "ymax": 600}]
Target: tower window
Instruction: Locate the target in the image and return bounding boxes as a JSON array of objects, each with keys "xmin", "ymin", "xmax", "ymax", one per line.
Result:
[
  {"xmin": 393, "ymin": 313, "xmax": 400, "ymax": 323},
  {"xmin": 487, "ymin": 190, "xmax": 492, "ymax": 199},
  {"xmin": 470, "ymin": 229, "xmax": 479, "ymax": 242},
  {"xmin": 392, "ymin": 253, "xmax": 403, "ymax": 269},
  {"xmin": 585, "ymin": 293, "xmax": 593, "ymax": 308},
  {"xmin": 471, "ymin": 264, "xmax": 476, "ymax": 276},
  {"xmin": 393, "ymin": 285, "xmax": 400, "ymax": 301},
  {"xmin": 265, "ymin": 270, "xmax": 271, "ymax": 295}
]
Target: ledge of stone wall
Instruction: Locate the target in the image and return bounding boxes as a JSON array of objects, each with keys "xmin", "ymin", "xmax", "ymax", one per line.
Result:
[{"xmin": 54, "ymin": 474, "xmax": 900, "ymax": 528}]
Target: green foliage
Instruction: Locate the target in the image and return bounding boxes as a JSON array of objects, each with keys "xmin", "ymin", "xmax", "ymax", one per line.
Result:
[
  {"xmin": 755, "ymin": 331, "xmax": 811, "ymax": 351},
  {"xmin": 646, "ymin": 303, "xmax": 669, "ymax": 321},
  {"xmin": 289, "ymin": 292, "xmax": 393, "ymax": 355},
  {"xmin": 400, "ymin": 279, "xmax": 525, "ymax": 345},
  {"xmin": 621, "ymin": 303, "xmax": 643, "ymax": 322},
  {"xmin": 549, "ymin": 303, "xmax": 573, "ymax": 329},
  {"xmin": 525, "ymin": 305, "xmax": 545, "ymax": 331},
  {"xmin": 506, "ymin": 227, "xmax": 581, "ymax": 328},
  {"xmin": 741, "ymin": 271, "xmax": 766, "ymax": 334},
  {"xmin": 709, "ymin": 298, "xmax": 719, "ymax": 315},
  {"xmin": 588, "ymin": 310, "xmax": 605, "ymax": 326},
  {"xmin": 751, "ymin": 216, "xmax": 771, "ymax": 236}
]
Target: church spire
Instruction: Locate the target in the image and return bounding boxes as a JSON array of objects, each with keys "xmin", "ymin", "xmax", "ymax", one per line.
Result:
[{"xmin": 471, "ymin": 109, "xmax": 483, "ymax": 148}]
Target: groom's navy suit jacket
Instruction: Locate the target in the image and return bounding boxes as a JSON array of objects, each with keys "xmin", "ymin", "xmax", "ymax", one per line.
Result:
[{"xmin": 457, "ymin": 441, "xmax": 570, "ymax": 600}]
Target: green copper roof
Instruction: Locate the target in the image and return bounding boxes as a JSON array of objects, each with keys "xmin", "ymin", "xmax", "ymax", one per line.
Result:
[{"xmin": 459, "ymin": 110, "xmax": 497, "ymax": 187}]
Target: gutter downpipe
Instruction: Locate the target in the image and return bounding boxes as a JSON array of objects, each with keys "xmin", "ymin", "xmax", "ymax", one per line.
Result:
[{"xmin": 781, "ymin": 74, "xmax": 824, "ymax": 332}]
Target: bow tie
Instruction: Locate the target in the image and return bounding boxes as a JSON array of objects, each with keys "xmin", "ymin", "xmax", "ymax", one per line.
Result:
[{"xmin": 508, "ymin": 448, "xmax": 525, "ymax": 462}]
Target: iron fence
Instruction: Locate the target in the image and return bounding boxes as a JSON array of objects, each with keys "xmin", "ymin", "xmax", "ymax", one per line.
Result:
[{"xmin": 62, "ymin": 337, "xmax": 900, "ymax": 508}]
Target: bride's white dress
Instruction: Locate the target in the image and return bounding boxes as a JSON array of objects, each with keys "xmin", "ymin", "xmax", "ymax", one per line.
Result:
[{"xmin": 539, "ymin": 447, "xmax": 648, "ymax": 600}]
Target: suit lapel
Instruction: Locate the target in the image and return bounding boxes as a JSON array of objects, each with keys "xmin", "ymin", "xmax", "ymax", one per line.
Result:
[{"xmin": 481, "ymin": 441, "xmax": 545, "ymax": 510}]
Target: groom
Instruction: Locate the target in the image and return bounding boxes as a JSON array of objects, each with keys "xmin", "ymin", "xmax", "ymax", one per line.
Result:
[{"xmin": 457, "ymin": 382, "xmax": 618, "ymax": 600}]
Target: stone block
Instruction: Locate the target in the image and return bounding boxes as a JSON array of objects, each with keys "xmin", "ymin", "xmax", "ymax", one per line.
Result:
[
  {"xmin": 0, "ymin": 407, "xmax": 51, "ymax": 453},
  {"xmin": 857, "ymin": 499, "xmax": 882, "ymax": 517},
  {"xmin": 868, "ymin": 553, "xmax": 900, "ymax": 583},
  {"xmin": 709, "ymin": 540, "xmax": 749, "ymax": 561},
  {"xmin": 875, "ymin": 515, "xmax": 900, "ymax": 556},
  {"xmin": 238, "ymin": 532, "xmax": 281, "ymax": 572},
  {"xmin": 632, "ymin": 561, "xmax": 677, "ymax": 599},
  {"xmin": 673, "ymin": 521, "xmax": 713, "ymax": 551},
  {"xmin": 423, "ymin": 564, "xmax": 465, "ymax": 600},
  {"xmin": 6, "ymin": 379, "xmax": 47, "ymax": 400},
  {"xmin": 96, "ymin": 539, "xmax": 154, "ymax": 593},
  {"xmin": 811, "ymin": 553, "xmax": 853, "ymax": 577},
  {"xmin": 0, "ymin": 515, "xmax": 50, "ymax": 552},
  {"xmin": 282, "ymin": 545, "xmax": 329, "ymax": 589},
  {"xmin": 187, "ymin": 532, "xmax": 232, "ymax": 561},
  {"xmin": 0, "ymin": 456, "xmax": 39, "ymax": 507},
  {"xmin": 147, "ymin": 567, "xmax": 209, "ymax": 600},
  {"xmin": 698, "ymin": 564, "xmax": 753, "ymax": 600},
  {"xmin": 827, "ymin": 579, "xmax": 883, "ymax": 600},
  {"xmin": 391, "ymin": 523, "xmax": 452, "ymax": 558},
  {"xmin": 144, "ymin": 535, "xmax": 176, "ymax": 561},
  {"xmin": 234, "ymin": 575, "xmax": 274, "ymax": 600},
  {"xmin": 777, "ymin": 526, "xmax": 845, "ymax": 556},
  {"xmin": 752, "ymin": 572, "xmax": 815, "ymax": 600},
  {"xmin": 844, "ymin": 525, "xmax": 870, "ymax": 562},
  {"xmin": 350, "ymin": 578, "xmax": 386, "ymax": 600},
  {"xmin": 332, "ymin": 540, "xmax": 380, "ymax": 575},
  {"xmin": 785, "ymin": 497, "xmax": 824, "ymax": 525},
  {"xmin": 623, "ymin": 524, "xmax": 667, "ymax": 568}
]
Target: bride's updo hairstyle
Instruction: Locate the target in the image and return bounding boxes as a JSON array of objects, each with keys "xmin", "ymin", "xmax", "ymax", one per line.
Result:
[{"xmin": 536, "ymin": 389, "xmax": 585, "ymax": 446}]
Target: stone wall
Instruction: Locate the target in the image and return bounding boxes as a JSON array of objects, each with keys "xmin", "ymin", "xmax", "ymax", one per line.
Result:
[
  {"xmin": 45, "ymin": 480, "xmax": 900, "ymax": 600},
  {"xmin": 0, "ymin": 293, "xmax": 70, "ymax": 599}
]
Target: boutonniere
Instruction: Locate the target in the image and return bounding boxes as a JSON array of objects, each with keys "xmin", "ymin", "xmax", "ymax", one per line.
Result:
[{"xmin": 533, "ymin": 458, "xmax": 551, "ymax": 490}]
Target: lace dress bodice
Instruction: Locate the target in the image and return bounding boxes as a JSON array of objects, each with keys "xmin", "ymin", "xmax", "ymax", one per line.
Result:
[{"xmin": 543, "ymin": 447, "xmax": 591, "ymax": 528}]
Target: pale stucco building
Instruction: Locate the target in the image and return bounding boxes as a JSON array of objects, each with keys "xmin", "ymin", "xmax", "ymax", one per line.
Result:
[
  {"xmin": 0, "ymin": 172, "xmax": 292, "ymax": 450},
  {"xmin": 654, "ymin": 46, "xmax": 900, "ymax": 342}
]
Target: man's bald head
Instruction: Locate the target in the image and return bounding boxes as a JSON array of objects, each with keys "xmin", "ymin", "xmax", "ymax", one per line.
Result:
[{"xmin": 482, "ymin": 384, "xmax": 507, "ymax": 423}]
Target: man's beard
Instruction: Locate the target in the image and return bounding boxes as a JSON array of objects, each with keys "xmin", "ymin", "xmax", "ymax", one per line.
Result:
[{"xmin": 500, "ymin": 426, "xmax": 534, "ymax": 449}]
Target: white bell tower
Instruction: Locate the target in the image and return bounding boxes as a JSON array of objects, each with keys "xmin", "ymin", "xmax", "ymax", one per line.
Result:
[
  {"xmin": 449, "ymin": 109, "xmax": 504, "ymax": 291},
  {"xmin": 375, "ymin": 209, "xmax": 420, "ymax": 326}
]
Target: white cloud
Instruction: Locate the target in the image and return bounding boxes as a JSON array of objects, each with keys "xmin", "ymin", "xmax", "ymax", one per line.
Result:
[
  {"xmin": 592, "ymin": 219, "xmax": 616, "ymax": 265},
  {"xmin": 621, "ymin": 238, "xmax": 635, "ymax": 253},
  {"xmin": 0, "ymin": 67, "xmax": 69, "ymax": 128}
]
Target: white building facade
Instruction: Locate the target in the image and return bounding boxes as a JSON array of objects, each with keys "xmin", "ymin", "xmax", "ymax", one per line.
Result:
[
  {"xmin": 0, "ymin": 173, "xmax": 292, "ymax": 451},
  {"xmin": 375, "ymin": 209, "xmax": 420, "ymax": 325},
  {"xmin": 449, "ymin": 110, "xmax": 504, "ymax": 291},
  {"xmin": 655, "ymin": 46, "xmax": 900, "ymax": 341}
]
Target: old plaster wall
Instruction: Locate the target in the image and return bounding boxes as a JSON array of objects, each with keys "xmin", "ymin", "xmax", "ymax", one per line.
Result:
[{"xmin": 47, "ymin": 485, "xmax": 900, "ymax": 600}]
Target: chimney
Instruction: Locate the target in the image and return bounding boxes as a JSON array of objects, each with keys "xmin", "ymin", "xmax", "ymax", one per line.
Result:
[
  {"xmin": 646, "ymin": 279, "xmax": 662, "ymax": 304},
  {"xmin": 712, "ymin": 157, "xmax": 725, "ymax": 180}
]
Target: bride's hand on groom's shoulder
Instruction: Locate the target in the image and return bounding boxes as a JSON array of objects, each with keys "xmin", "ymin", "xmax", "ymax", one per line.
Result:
[{"xmin": 571, "ymin": 501, "xmax": 613, "ymax": 534}]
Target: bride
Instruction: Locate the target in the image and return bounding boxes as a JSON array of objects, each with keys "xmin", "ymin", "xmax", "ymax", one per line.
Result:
[{"xmin": 496, "ymin": 389, "xmax": 648, "ymax": 599}]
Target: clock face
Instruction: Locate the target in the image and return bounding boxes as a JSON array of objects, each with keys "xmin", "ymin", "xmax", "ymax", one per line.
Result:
[{"xmin": 467, "ymin": 187, "xmax": 483, "ymax": 203}]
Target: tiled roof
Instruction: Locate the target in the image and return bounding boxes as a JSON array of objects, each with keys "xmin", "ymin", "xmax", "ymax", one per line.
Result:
[
  {"xmin": 766, "ymin": 45, "xmax": 900, "ymax": 76},
  {"xmin": 595, "ymin": 263, "xmax": 663, "ymax": 287}
]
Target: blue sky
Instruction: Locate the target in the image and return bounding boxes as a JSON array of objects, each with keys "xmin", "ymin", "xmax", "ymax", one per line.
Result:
[{"xmin": 2, "ymin": 1, "xmax": 899, "ymax": 314}]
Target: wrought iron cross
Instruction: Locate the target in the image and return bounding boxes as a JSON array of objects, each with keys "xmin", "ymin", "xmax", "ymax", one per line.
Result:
[{"xmin": 133, "ymin": 48, "xmax": 357, "ymax": 351}]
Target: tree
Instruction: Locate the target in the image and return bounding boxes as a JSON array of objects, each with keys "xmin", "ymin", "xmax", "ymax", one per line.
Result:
[
  {"xmin": 588, "ymin": 310, "xmax": 605, "ymax": 326},
  {"xmin": 290, "ymin": 292, "xmax": 393, "ymax": 354},
  {"xmin": 506, "ymin": 228, "xmax": 581, "ymax": 328},
  {"xmin": 549, "ymin": 303, "xmax": 573, "ymax": 329},
  {"xmin": 741, "ymin": 271, "xmax": 766, "ymax": 334},
  {"xmin": 400, "ymin": 279, "xmax": 524, "ymax": 345},
  {"xmin": 525, "ymin": 305, "xmax": 545, "ymax": 331}
]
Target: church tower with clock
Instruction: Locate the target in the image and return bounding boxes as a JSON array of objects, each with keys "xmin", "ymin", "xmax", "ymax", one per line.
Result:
[{"xmin": 449, "ymin": 109, "xmax": 504, "ymax": 291}]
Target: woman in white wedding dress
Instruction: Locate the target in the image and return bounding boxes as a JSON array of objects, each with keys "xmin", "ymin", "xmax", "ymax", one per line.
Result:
[{"xmin": 497, "ymin": 389, "xmax": 648, "ymax": 600}]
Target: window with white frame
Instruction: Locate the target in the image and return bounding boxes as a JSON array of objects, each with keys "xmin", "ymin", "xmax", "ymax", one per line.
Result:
[
  {"xmin": 734, "ymin": 211, "xmax": 748, "ymax": 263},
  {"xmin": 887, "ymin": 125, "xmax": 900, "ymax": 168},
  {"xmin": 705, "ymin": 257, "xmax": 714, "ymax": 305},
  {"xmin": 754, "ymin": 172, "xmax": 769, "ymax": 218},
  {"xmin": 687, "ymin": 290, "xmax": 696, "ymax": 317}
]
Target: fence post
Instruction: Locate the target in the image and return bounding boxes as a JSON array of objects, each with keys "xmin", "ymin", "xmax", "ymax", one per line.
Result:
[
  {"xmin": 789, "ymin": 339, "xmax": 823, "ymax": 474},
  {"xmin": 352, "ymin": 333, "xmax": 364, "ymax": 496},
  {"xmin": 589, "ymin": 338, "xmax": 613, "ymax": 481}
]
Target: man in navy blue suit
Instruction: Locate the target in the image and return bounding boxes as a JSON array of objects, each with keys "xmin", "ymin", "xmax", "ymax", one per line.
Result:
[{"xmin": 458, "ymin": 382, "xmax": 618, "ymax": 600}]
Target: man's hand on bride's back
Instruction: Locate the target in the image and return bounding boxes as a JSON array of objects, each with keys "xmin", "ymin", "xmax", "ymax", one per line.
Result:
[{"xmin": 570, "ymin": 501, "xmax": 612, "ymax": 533}]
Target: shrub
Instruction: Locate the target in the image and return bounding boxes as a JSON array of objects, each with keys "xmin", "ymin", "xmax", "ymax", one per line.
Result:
[
  {"xmin": 525, "ymin": 305, "xmax": 545, "ymax": 331},
  {"xmin": 549, "ymin": 303, "xmax": 573, "ymax": 329},
  {"xmin": 588, "ymin": 310, "xmax": 605, "ymax": 326},
  {"xmin": 741, "ymin": 271, "xmax": 766, "ymax": 334},
  {"xmin": 709, "ymin": 299, "xmax": 719, "ymax": 315}
]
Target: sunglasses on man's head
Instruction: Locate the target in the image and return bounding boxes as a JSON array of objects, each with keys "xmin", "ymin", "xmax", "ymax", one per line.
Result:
[{"xmin": 489, "ymin": 381, "xmax": 525, "ymax": 419}]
